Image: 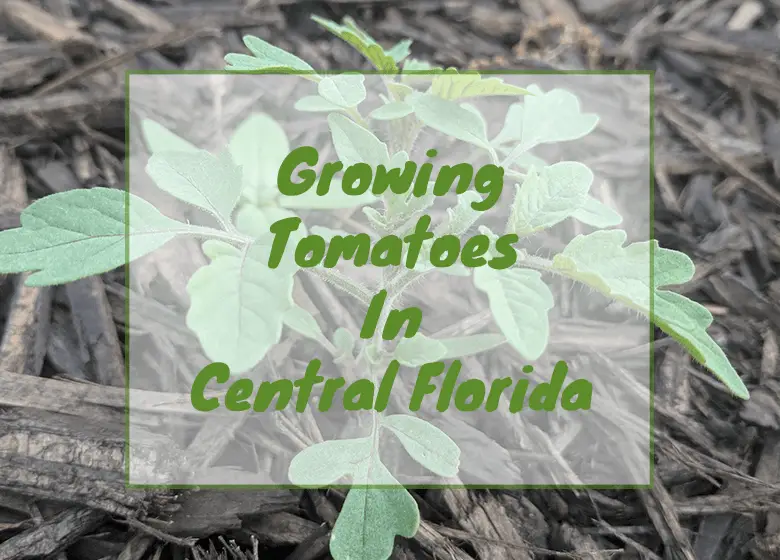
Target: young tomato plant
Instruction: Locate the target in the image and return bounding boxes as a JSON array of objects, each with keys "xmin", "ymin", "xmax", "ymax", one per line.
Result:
[{"xmin": 0, "ymin": 14, "xmax": 749, "ymax": 560}]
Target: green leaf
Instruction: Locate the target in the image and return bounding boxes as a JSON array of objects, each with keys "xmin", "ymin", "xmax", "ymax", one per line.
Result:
[
  {"xmin": 228, "ymin": 113, "xmax": 289, "ymax": 205},
  {"xmin": 491, "ymin": 103, "xmax": 524, "ymax": 147},
  {"xmin": 435, "ymin": 191, "xmax": 483, "ymax": 236},
  {"xmin": 141, "ymin": 119, "xmax": 199, "ymax": 154},
  {"xmin": 430, "ymin": 70, "xmax": 530, "ymax": 100},
  {"xmin": 224, "ymin": 35, "xmax": 317, "ymax": 78},
  {"xmin": 328, "ymin": 113, "xmax": 390, "ymax": 168},
  {"xmin": 186, "ymin": 240, "xmax": 295, "ymax": 373},
  {"xmin": 504, "ymin": 85, "xmax": 598, "ymax": 163},
  {"xmin": 382, "ymin": 415, "xmax": 460, "ymax": 477},
  {"xmin": 385, "ymin": 39, "xmax": 412, "ymax": 63},
  {"xmin": 333, "ymin": 327, "xmax": 356, "ymax": 362},
  {"xmin": 369, "ymin": 101, "xmax": 414, "ymax": 121},
  {"xmin": 318, "ymin": 73, "xmax": 367, "ymax": 108},
  {"xmin": 508, "ymin": 162, "xmax": 594, "ymax": 236},
  {"xmin": 552, "ymin": 230, "xmax": 665, "ymax": 311},
  {"xmin": 330, "ymin": 461, "xmax": 419, "ymax": 560},
  {"xmin": 653, "ymin": 291, "xmax": 748, "ymax": 399},
  {"xmin": 311, "ymin": 15, "xmax": 398, "ymax": 73},
  {"xmin": 401, "ymin": 59, "xmax": 443, "ymax": 86},
  {"xmin": 497, "ymin": 147, "xmax": 548, "ymax": 171},
  {"xmin": 294, "ymin": 95, "xmax": 345, "ymax": 113},
  {"xmin": 283, "ymin": 305, "xmax": 325, "ymax": 342},
  {"xmin": 279, "ymin": 179, "xmax": 377, "ymax": 209},
  {"xmin": 393, "ymin": 333, "xmax": 447, "ymax": 367},
  {"xmin": 0, "ymin": 188, "xmax": 192, "ymax": 286},
  {"xmin": 551, "ymin": 229, "xmax": 749, "ymax": 399},
  {"xmin": 407, "ymin": 93, "xmax": 491, "ymax": 151},
  {"xmin": 438, "ymin": 333, "xmax": 506, "ymax": 359},
  {"xmin": 474, "ymin": 267, "xmax": 555, "ymax": 360},
  {"xmin": 571, "ymin": 195, "xmax": 623, "ymax": 228},
  {"xmin": 146, "ymin": 150, "xmax": 242, "ymax": 226},
  {"xmin": 234, "ymin": 204, "xmax": 299, "ymax": 239},
  {"xmin": 288, "ymin": 437, "xmax": 373, "ymax": 487}
]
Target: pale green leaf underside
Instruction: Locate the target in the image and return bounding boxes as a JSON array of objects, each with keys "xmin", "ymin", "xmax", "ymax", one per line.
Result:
[
  {"xmin": 408, "ymin": 93, "xmax": 491, "ymax": 151},
  {"xmin": 474, "ymin": 267, "xmax": 555, "ymax": 360},
  {"xmin": 435, "ymin": 191, "xmax": 485, "ymax": 236},
  {"xmin": 288, "ymin": 437, "xmax": 373, "ymax": 487},
  {"xmin": 229, "ymin": 113, "xmax": 290, "ymax": 204},
  {"xmin": 279, "ymin": 180, "xmax": 377, "ymax": 209},
  {"xmin": 520, "ymin": 84, "xmax": 599, "ymax": 149},
  {"xmin": 509, "ymin": 162, "xmax": 594, "ymax": 236},
  {"xmin": 224, "ymin": 35, "xmax": 317, "ymax": 78},
  {"xmin": 295, "ymin": 95, "xmax": 345, "ymax": 113},
  {"xmin": 393, "ymin": 333, "xmax": 447, "ymax": 367},
  {"xmin": 333, "ymin": 327, "xmax": 356, "ymax": 362},
  {"xmin": 186, "ymin": 241, "xmax": 294, "ymax": 373},
  {"xmin": 369, "ymin": 102, "xmax": 414, "ymax": 120},
  {"xmin": 0, "ymin": 188, "xmax": 191, "ymax": 286},
  {"xmin": 502, "ymin": 85, "xmax": 599, "ymax": 166},
  {"xmin": 381, "ymin": 414, "xmax": 460, "ymax": 477},
  {"xmin": 328, "ymin": 113, "xmax": 390, "ymax": 168},
  {"xmin": 572, "ymin": 195, "xmax": 623, "ymax": 227},
  {"xmin": 141, "ymin": 119, "xmax": 199, "ymax": 154},
  {"xmin": 492, "ymin": 103, "xmax": 523, "ymax": 146},
  {"xmin": 234, "ymin": 204, "xmax": 300, "ymax": 240},
  {"xmin": 552, "ymin": 229, "xmax": 748, "ymax": 399},
  {"xmin": 438, "ymin": 333, "xmax": 506, "ymax": 359},
  {"xmin": 318, "ymin": 73, "xmax": 367, "ymax": 108},
  {"xmin": 283, "ymin": 305, "xmax": 325, "ymax": 343},
  {"xmin": 330, "ymin": 460, "xmax": 419, "ymax": 560},
  {"xmin": 146, "ymin": 150, "xmax": 242, "ymax": 225}
]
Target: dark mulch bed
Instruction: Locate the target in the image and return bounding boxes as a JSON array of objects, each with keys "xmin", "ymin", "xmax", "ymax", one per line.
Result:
[{"xmin": 2, "ymin": 0, "xmax": 780, "ymax": 559}]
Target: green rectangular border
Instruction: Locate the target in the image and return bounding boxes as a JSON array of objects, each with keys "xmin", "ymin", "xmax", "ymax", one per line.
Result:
[{"xmin": 124, "ymin": 69, "xmax": 656, "ymax": 490}]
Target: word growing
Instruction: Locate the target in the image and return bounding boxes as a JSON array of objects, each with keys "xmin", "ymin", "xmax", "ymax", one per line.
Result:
[{"xmin": 278, "ymin": 146, "xmax": 504, "ymax": 211}]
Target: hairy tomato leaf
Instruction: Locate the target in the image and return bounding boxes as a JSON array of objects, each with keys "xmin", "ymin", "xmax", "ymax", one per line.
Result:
[
  {"xmin": 228, "ymin": 113, "xmax": 289, "ymax": 205},
  {"xmin": 141, "ymin": 118, "xmax": 199, "ymax": 154},
  {"xmin": 385, "ymin": 39, "xmax": 412, "ymax": 63},
  {"xmin": 295, "ymin": 95, "xmax": 345, "ymax": 113},
  {"xmin": 407, "ymin": 93, "xmax": 491, "ymax": 151},
  {"xmin": 503, "ymin": 85, "xmax": 599, "ymax": 165},
  {"xmin": 0, "ymin": 188, "xmax": 194, "ymax": 286},
  {"xmin": 146, "ymin": 150, "xmax": 242, "ymax": 226},
  {"xmin": 333, "ymin": 327, "xmax": 356, "ymax": 363},
  {"xmin": 552, "ymin": 229, "xmax": 748, "ymax": 399},
  {"xmin": 509, "ymin": 162, "xmax": 594, "ymax": 236},
  {"xmin": 311, "ymin": 15, "xmax": 398, "ymax": 73},
  {"xmin": 474, "ymin": 267, "xmax": 555, "ymax": 360},
  {"xmin": 288, "ymin": 437, "xmax": 373, "ymax": 487},
  {"xmin": 393, "ymin": 333, "xmax": 447, "ymax": 367},
  {"xmin": 330, "ymin": 460, "xmax": 419, "ymax": 560},
  {"xmin": 224, "ymin": 35, "xmax": 317, "ymax": 78},
  {"xmin": 283, "ymin": 305, "xmax": 325, "ymax": 343},
  {"xmin": 438, "ymin": 333, "xmax": 506, "ymax": 359},
  {"xmin": 382, "ymin": 415, "xmax": 460, "ymax": 477},
  {"xmin": 369, "ymin": 102, "xmax": 414, "ymax": 121},
  {"xmin": 571, "ymin": 195, "xmax": 623, "ymax": 228},
  {"xmin": 318, "ymin": 73, "xmax": 367, "ymax": 108},
  {"xmin": 328, "ymin": 113, "xmax": 390, "ymax": 168},
  {"xmin": 186, "ymin": 240, "xmax": 295, "ymax": 373},
  {"xmin": 430, "ymin": 70, "xmax": 530, "ymax": 100}
]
